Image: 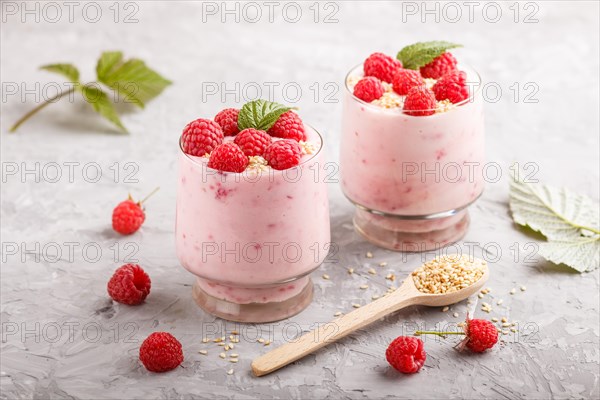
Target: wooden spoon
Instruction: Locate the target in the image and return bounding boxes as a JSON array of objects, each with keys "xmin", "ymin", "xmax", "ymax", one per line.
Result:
[{"xmin": 252, "ymin": 261, "xmax": 489, "ymax": 376}]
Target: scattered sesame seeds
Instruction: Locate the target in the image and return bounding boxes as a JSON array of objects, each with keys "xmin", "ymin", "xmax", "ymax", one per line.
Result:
[
  {"xmin": 453, "ymin": 312, "xmax": 459, "ymax": 318},
  {"xmin": 299, "ymin": 141, "xmax": 318, "ymax": 155},
  {"xmin": 224, "ymin": 345, "xmax": 230, "ymax": 351},
  {"xmin": 436, "ymin": 99, "xmax": 456, "ymax": 114},
  {"xmin": 366, "ymin": 252, "xmax": 373, "ymax": 258},
  {"xmin": 219, "ymin": 353, "xmax": 226, "ymax": 359},
  {"xmin": 368, "ymin": 268, "xmax": 376, "ymax": 275},
  {"xmin": 442, "ymin": 306, "xmax": 450, "ymax": 312},
  {"xmin": 352, "ymin": 303, "xmax": 361, "ymax": 308},
  {"xmin": 322, "ymin": 274, "xmax": 330, "ymax": 280},
  {"xmin": 411, "ymin": 255, "xmax": 486, "ymax": 294},
  {"xmin": 334, "ymin": 311, "xmax": 342, "ymax": 317},
  {"xmin": 359, "ymin": 284, "xmax": 369, "ymax": 290},
  {"xmin": 199, "ymin": 350, "xmax": 208, "ymax": 355}
]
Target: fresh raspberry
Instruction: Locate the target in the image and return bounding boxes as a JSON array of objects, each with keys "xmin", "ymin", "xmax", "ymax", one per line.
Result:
[
  {"xmin": 214, "ymin": 108, "xmax": 240, "ymax": 136},
  {"xmin": 403, "ymin": 86, "xmax": 437, "ymax": 116},
  {"xmin": 207, "ymin": 142, "xmax": 248, "ymax": 173},
  {"xmin": 386, "ymin": 336, "xmax": 426, "ymax": 374},
  {"xmin": 268, "ymin": 111, "xmax": 306, "ymax": 142},
  {"xmin": 392, "ymin": 69, "xmax": 425, "ymax": 96},
  {"xmin": 233, "ymin": 128, "xmax": 272, "ymax": 156},
  {"xmin": 363, "ymin": 52, "xmax": 403, "ymax": 83},
  {"xmin": 432, "ymin": 70, "xmax": 469, "ymax": 104},
  {"xmin": 420, "ymin": 52, "xmax": 458, "ymax": 79},
  {"xmin": 181, "ymin": 118, "xmax": 224, "ymax": 156},
  {"xmin": 139, "ymin": 332, "xmax": 183, "ymax": 372},
  {"xmin": 264, "ymin": 139, "xmax": 302, "ymax": 170},
  {"xmin": 463, "ymin": 318, "xmax": 499, "ymax": 353},
  {"xmin": 112, "ymin": 198, "xmax": 145, "ymax": 235},
  {"xmin": 107, "ymin": 264, "xmax": 151, "ymax": 305},
  {"xmin": 353, "ymin": 77, "xmax": 385, "ymax": 103}
]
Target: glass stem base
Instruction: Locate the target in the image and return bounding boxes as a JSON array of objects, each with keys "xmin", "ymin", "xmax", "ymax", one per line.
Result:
[
  {"xmin": 353, "ymin": 208, "xmax": 470, "ymax": 252},
  {"xmin": 192, "ymin": 278, "xmax": 314, "ymax": 323}
]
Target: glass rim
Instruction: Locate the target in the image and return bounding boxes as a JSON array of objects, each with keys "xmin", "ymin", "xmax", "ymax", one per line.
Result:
[
  {"xmin": 178, "ymin": 123, "xmax": 324, "ymax": 174},
  {"xmin": 344, "ymin": 62, "xmax": 483, "ymax": 114}
]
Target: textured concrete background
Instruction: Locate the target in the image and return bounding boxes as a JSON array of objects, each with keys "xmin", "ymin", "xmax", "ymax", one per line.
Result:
[{"xmin": 1, "ymin": 1, "xmax": 599, "ymax": 399}]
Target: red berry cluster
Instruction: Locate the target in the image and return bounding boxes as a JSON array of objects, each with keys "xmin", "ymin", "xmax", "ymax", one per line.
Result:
[
  {"xmin": 181, "ymin": 108, "xmax": 307, "ymax": 172},
  {"xmin": 353, "ymin": 51, "xmax": 470, "ymax": 117},
  {"xmin": 386, "ymin": 315, "xmax": 499, "ymax": 374}
]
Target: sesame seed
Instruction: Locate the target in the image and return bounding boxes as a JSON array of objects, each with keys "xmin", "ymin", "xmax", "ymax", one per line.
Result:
[
  {"xmin": 502, "ymin": 330, "xmax": 509, "ymax": 335},
  {"xmin": 497, "ymin": 299, "xmax": 503, "ymax": 305},
  {"xmin": 213, "ymin": 338, "xmax": 222, "ymax": 343},
  {"xmin": 502, "ymin": 322, "xmax": 511, "ymax": 328},
  {"xmin": 491, "ymin": 317, "xmax": 498, "ymax": 322},
  {"xmin": 411, "ymin": 255, "xmax": 485, "ymax": 294},
  {"xmin": 230, "ymin": 353, "xmax": 239, "ymax": 358},
  {"xmin": 442, "ymin": 306, "xmax": 449, "ymax": 312},
  {"xmin": 359, "ymin": 284, "xmax": 368, "ymax": 290},
  {"xmin": 219, "ymin": 353, "xmax": 226, "ymax": 359},
  {"xmin": 368, "ymin": 268, "xmax": 376, "ymax": 275},
  {"xmin": 520, "ymin": 286, "xmax": 527, "ymax": 291},
  {"xmin": 510, "ymin": 328, "xmax": 517, "ymax": 333},
  {"xmin": 230, "ymin": 359, "xmax": 238, "ymax": 363},
  {"xmin": 334, "ymin": 311, "xmax": 342, "ymax": 317},
  {"xmin": 217, "ymin": 343, "xmax": 225, "ymax": 347},
  {"xmin": 202, "ymin": 338, "xmax": 209, "ymax": 343},
  {"xmin": 478, "ymin": 293, "xmax": 484, "ymax": 299},
  {"xmin": 231, "ymin": 331, "xmax": 239, "ymax": 335},
  {"xmin": 224, "ymin": 345, "xmax": 230, "ymax": 351},
  {"xmin": 510, "ymin": 288, "xmax": 516, "ymax": 295},
  {"xmin": 453, "ymin": 312, "xmax": 459, "ymax": 318},
  {"xmin": 385, "ymin": 273, "xmax": 396, "ymax": 281},
  {"xmin": 501, "ymin": 317, "xmax": 508, "ymax": 323},
  {"xmin": 258, "ymin": 338, "xmax": 265, "ymax": 343},
  {"xmin": 264, "ymin": 340, "xmax": 271, "ymax": 346},
  {"xmin": 348, "ymin": 268, "xmax": 354, "ymax": 274},
  {"xmin": 229, "ymin": 335, "xmax": 234, "ymax": 341},
  {"xmin": 366, "ymin": 252, "xmax": 373, "ymax": 258},
  {"xmin": 371, "ymin": 294, "xmax": 380, "ymax": 300},
  {"xmin": 227, "ymin": 369, "xmax": 234, "ymax": 375},
  {"xmin": 379, "ymin": 262, "xmax": 388, "ymax": 267},
  {"xmin": 352, "ymin": 303, "xmax": 361, "ymax": 308},
  {"xmin": 322, "ymin": 274, "xmax": 330, "ymax": 280},
  {"xmin": 229, "ymin": 343, "xmax": 235, "ymax": 349},
  {"xmin": 199, "ymin": 350, "xmax": 208, "ymax": 355}
]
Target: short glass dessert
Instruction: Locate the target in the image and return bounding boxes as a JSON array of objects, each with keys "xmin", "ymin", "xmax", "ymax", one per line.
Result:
[
  {"xmin": 176, "ymin": 101, "xmax": 330, "ymax": 322},
  {"xmin": 340, "ymin": 47, "xmax": 485, "ymax": 251}
]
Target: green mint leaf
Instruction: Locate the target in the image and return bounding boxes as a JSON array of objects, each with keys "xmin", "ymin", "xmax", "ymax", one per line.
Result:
[
  {"xmin": 40, "ymin": 63, "xmax": 80, "ymax": 82},
  {"xmin": 80, "ymin": 85, "xmax": 127, "ymax": 132},
  {"xmin": 396, "ymin": 41, "xmax": 462, "ymax": 70},
  {"xmin": 509, "ymin": 165, "xmax": 600, "ymax": 272},
  {"xmin": 237, "ymin": 99, "xmax": 291, "ymax": 131},
  {"xmin": 96, "ymin": 51, "xmax": 172, "ymax": 108}
]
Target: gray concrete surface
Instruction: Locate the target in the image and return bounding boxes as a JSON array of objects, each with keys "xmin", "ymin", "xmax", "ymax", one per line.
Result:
[{"xmin": 1, "ymin": 1, "xmax": 599, "ymax": 399}]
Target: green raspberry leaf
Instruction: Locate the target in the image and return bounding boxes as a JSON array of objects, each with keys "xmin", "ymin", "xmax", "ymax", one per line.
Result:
[
  {"xmin": 40, "ymin": 63, "xmax": 80, "ymax": 82},
  {"xmin": 237, "ymin": 99, "xmax": 291, "ymax": 131},
  {"xmin": 509, "ymin": 165, "xmax": 600, "ymax": 272},
  {"xmin": 396, "ymin": 41, "xmax": 462, "ymax": 70},
  {"xmin": 96, "ymin": 51, "xmax": 172, "ymax": 108},
  {"xmin": 80, "ymin": 85, "xmax": 127, "ymax": 133}
]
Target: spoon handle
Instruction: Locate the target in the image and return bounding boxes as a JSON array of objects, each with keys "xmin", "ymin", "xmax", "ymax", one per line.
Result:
[{"xmin": 251, "ymin": 281, "xmax": 420, "ymax": 377}]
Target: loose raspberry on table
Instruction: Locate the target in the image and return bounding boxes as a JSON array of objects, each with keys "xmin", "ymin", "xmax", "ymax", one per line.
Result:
[
  {"xmin": 464, "ymin": 318, "xmax": 499, "ymax": 353},
  {"xmin": 264, "ymin": 139, "xmax": 302, "ymax": 170},
  {"xmin": 364, "ymin": 52, "xmax": 403, "ymax": 83},
  {"xmin": 181, "ymin": 118, "xmax": 224, "ymax": 156},
  {"xmin": 268, "ymin": 111, "xmax": 306, "ymax": 142},
  {"xmin": 112, "ymin": 198, "xmax": 145, "ymax": 235},
  {"xmin": 207, "ymin": 142, "xmax": 248, "ymax": 173},
  {"xmin": 353, "ymin": 77, "xmax": 385, "ymax": 103},
  {"xmin": 386, "ymin": 336, "xmax": 426, "ymax": 374},
  {"xmin": 392, "ymin": 69, "xmax": 425, "ymax": 96},
  {"xmin": 432, "ymin": 70, "xmax": 469, "ymax": 104},
  {"xmin": 107, "ymin": 264, "xmax": 151, "ymax": 305},
  {"xmin": 139, "ymin": 332, "xmax": 184, "ymax": 372},
  {"xmin": 403, "ymin": 86, "xmax": 437, "ymax": 116},
  {"xmin": 234, "ymin": 128, "xmax": 272, "ymax": 156},
  {"xmin": 420, "ymin": 52, "xmax": 458, "ymax": 79},
  {"xmin": 214, "ymin": 108, "xmax": 240, "ymax": 136}
]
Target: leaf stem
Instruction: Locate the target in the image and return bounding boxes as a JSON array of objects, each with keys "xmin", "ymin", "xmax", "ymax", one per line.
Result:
[
  {"xmin": 9, "ymin": 87, "xmax": 77, "ymax": 133},
  {"xmin": 414, "ymin": 331, "xmax": 465, "ymax": 337}
]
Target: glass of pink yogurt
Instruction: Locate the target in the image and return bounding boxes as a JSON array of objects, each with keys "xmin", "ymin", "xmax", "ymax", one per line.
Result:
[
  {"xmin": 340, "ymin": 62, "xmax": 485, "ymax": 252},
  {"xmin": 176, "ymin": 124, "xmax": 330, "ymax": 322}
]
